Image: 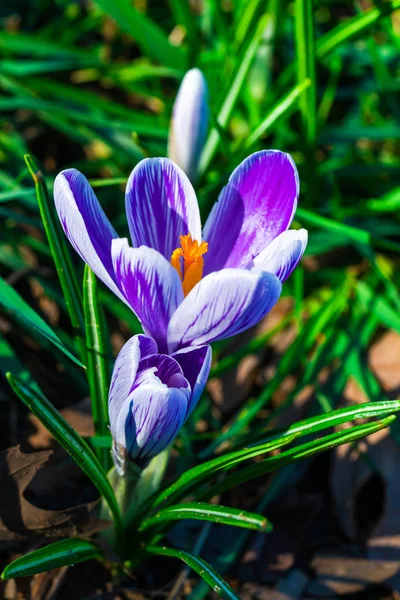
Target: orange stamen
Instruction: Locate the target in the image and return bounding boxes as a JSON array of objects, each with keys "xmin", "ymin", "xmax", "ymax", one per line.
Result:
[{"xmin": 170, "ymin": 234, "xmax": 208, "ymax": 296}]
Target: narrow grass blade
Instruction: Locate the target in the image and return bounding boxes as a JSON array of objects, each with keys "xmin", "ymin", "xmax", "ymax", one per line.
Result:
[
  {"xmin": 93, "ymin": 0, "xmax": 186, "ymax": 69},
  {"xmin": 147, "ymin": 546, "xmax": 240, "ymax": 600},
  {"xmin": 317, "ymin": 1, "xmax": 400, "ymax": 60},
  {"xmin": 24, "ymin": 155, "xmax": 87, "ymax": 365},
  {"xmin": 83, "ymin": 266, "xmax": 111, "ymax": 470},
  {"xmin": 295, "ymin": 0, "xmax": 316, "ymax": 148},
  {"xmin": 147, "ymin": 434, "xmax": 297, "ymax": 512},
  {"xmin": 198, "ymin": 13, "xmax": 270, "ymax": 175},
  {"xmin": 242, "ymin": 79, "xmax": 310, "ymax": 150},
  {"xmin": 1, "ymin": 539, "xmax": 103, "ymax": 580},
  {"xmin": 356, "ymin": 281, "xmax": 400, "ymax": 334},
  {"xmin": 201, "ymin": 416, "xmax": 397, "ymax": 499},
  {"xmin": 6, "ymin": 373, "xmax": 123, "ymax": 538},
  {"xmin": 0, "ymin": 276, "xmax": 83, "ymax": 367},
  {"xmin": 139, "ymin": 502, "xmax": 272, "ymax": 533},
  {"xmin": 296, "ymin": 207, "xmax": 400, "ymax": 254}
]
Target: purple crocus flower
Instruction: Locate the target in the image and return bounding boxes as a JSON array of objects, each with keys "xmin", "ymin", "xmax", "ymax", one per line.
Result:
[
  {"xmin": 109, "ymin": 334, "xmax": 211, "ymax": 472},
  {"xmin": 168, "ymin": 68, "xmax": 209, "ymax": 182},
  {"xmin": 54, "ymin": 150, "xmax": 307, "ymax": 355}
]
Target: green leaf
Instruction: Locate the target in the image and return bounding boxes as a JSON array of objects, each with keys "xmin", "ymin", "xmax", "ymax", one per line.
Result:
[
  {"xmin": 296, "ymin": 207, "xmax": 400, "ymax": 254},
  {"xmin": 139, "ymin": 502, "xmax": 272, "ymax": 533},
  {"xmin": 317, "ymin": 1, "xmax": 400, "ymax": 60},
  {"xmin": 0, "ymin": 275, "xmax": 83, "ymax": 367},
  {"xmin": 146, "ymin": 434, "xmax": 297, "ymax": 513},
  {"xmin": 1, "ymin": 539, "xmax": 103, "ymax": 580},
  {"xmin": 198, "ymin": 13, "xmax": 270, "ymax": 175},
  {"xmin": 6, "ymin": 373, "xmax": 123, "ymax": 538},
  {"xmin": 241, "ymin": 80, "xmax": 310, "ymax": 150},
  {"xmin": 147, "ymin": 546, "xmax": 240, "ymax": 600},
  {"xmin": 200, "ymin": 416, "xmax": 397, "ymax": 500},
  {"xmin": 93, "ymin": 0, "xmax": 186, "ymax": 69},
  {"xmin": 356, "ymin": 281, "xmax": 400, "ymax": 334},
  {"xmin": 24, "ymin": 155, "xmax": 87, "ymax": 365},
  {"xmin": 83, "ymin": 266, "xmax": 111, "ymax": 470},
  {"xmin": 295, "ymin": 0, "xmax": 316, "ymax": 147}
]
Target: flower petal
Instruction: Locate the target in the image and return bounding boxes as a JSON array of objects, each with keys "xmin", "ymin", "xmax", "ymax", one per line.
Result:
[
  {"xmin": 203, "ymin": 150, "xmax": 299, "ymax": 273},
  {"xmin": 168, "ymin": 68, "xmax": 209, "ymax": 182},
  {"xmin": 125, "ymin": 157, "xmax": 201, "ymax": 260},
  {"xmin": 252, "ymin": 229, "xmax": 308, "ymax": 282},
  {"xmin": 112, "ymin": 238, "xmax": 184, "ymax": 351},
  {"xmin": 115, "ymin": 384, "xmax": 188, "ymax": 465},
  {"xmin": 138, "ymin": 353, "xmax": 189, "ymax": 391},
  {"xmin": 108, "ymin": 334, "xmax": 157, "ymax": 428},
  {"xmin": 172, "ymin": 344, "xmax": 212, "ymax": 417},
  {"xmin": 167, "ymin": 269, "xmax": 282, "ymax": 351},
  {"xmin": 54, "ymin": 169, "xmax": 123, "ymax": 299}
]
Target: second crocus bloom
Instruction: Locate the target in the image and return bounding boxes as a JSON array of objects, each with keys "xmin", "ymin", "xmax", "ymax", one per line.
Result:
[
  {"xmin": 109, "ymin": 334, "xmax": 211, "ymax": 472},
  {"xmin": 168, "ymin": 68, "xmax": 209, "ymax": 182}
]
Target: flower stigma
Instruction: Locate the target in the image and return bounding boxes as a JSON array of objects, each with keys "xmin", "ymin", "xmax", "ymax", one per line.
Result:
[{"xmin": 171, "ymin": 234, "xmax": 208, "ymax": 297}]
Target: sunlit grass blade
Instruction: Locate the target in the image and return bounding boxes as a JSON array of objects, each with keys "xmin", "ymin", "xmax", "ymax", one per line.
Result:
[
  {"xmin": 295, "ymin": 0, "xmax": 316, "ymax": 148},
  {"xmin": 317, "ymin": 1, "xmax": 400, "ymax": 60},
  {"xmin": 83, "ymin": 266, "xmax": 111, "ymax": 470},
  {"xmin": 144, "ymin": 434, "xmax": 297, "ymax": 513},
  {"xmin": 0, "ymin": 276, "xmax": 83, "ymax": 367},
  {"xmin": 200, "ymin": 416, "xmax": 397, "ymax": 500},
  {"xmin": 241, "ymin": 79, "xmax": 310, "ymax": 150},
  {"xmin": 198, "ymin": 13, "xmax": 270, "ymax": 176},
  {"xmin": 296, "ymin": 207, "xmax": 400, "ymax": 254},
  {"xmin": 24, "ymin": 155, "xmax": 87, "ymax": 365},
  {"xmin": 356, "ymin": 281, "xmax": 400, "ymax": 333},
  {"xmin": 1, "ymin": 539, "xmax": 103, "ymax": 580},
  {"xmin": 147, "ymin": 546, "xmax": 240, "ymax": 600},
  {"xmin": 6, "ymin": 373, "xmax": 123, "ymax": 539},
  {"xmin": 93, "ymin": 0, "xmax": 186, "ymax": 69},
  {"xmin": 139, "ymin": 502, "xmax": 272, "ymax": 534}
]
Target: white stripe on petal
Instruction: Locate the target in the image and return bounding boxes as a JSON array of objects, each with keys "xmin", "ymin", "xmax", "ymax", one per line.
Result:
[
  {"xmin": 167, "ymin": 268, "xmax": 282, "ymax": 351},
  {"xmin": 252, "ymin": 229, "xmax": 308, "ymax": 282},
  {"xmin": 112, "ymin": 238, "xmax": 184, "ymax": 351}
]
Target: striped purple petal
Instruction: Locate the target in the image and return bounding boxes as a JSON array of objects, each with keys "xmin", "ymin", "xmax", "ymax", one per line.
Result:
[
  {"xmin": 114, "ymin": 384, "xmax": 189, "ymax": 466},
  {"xmin": 111, "ymin": 238, "xmax": 184, "ymax": 351},
  {"xmin": 54, "ymin": 168, "xmax": 124, "ymax": 300},
  {"xmin": 203, "ymin": 151, "xmax": 299, "ymax": 274},
  {"xmin": 108, "ymin": 334, "xmax": 157, "ymax": 427},
  {"xmin": 172, "ymin": 344, "xmax": 212, "ymax": 417},
  {"xmin": 125, "ymin": 158, "xmax": 201, "ymax": 261},
  {"xmin": 252, "ymin": 229, "xmax": 308, "ymax": 282},
  {"xmin": 167, "ymin": 268, "xmax": 282, "ymax": 351}
]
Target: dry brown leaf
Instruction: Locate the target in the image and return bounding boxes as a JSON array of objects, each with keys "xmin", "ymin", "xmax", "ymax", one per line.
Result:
[{"xmin": 0, "ymin": 446, "xmax": 105, "ymax": 548}]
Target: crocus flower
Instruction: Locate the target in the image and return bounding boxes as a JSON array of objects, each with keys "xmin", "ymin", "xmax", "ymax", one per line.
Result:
[
  {"xmin": 168, "ymin": 68, "xmax": 208, "ymax": 182},
  {"xmin": 54, "ymin": 150, "xmax": 307, "ymax": 355},
  {"xmin": 109, "ymin": 334, "xmax": 211, "ymax": 472}
]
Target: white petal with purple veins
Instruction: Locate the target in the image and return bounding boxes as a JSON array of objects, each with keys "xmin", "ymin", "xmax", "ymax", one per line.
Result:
[
  {"xmin": 167, "ymin": 268, "xmax": 282, "ymax": 351},
  {"xmin": 125, "ymin": 157, "xmax": 201, "ymax": 260},
  {"xmin": 108, "ymin": 335, "xmax": 157, "ymax": 427},
  {"xmin": 111, "ymin": 238, "xmax": 184, "ymax": 351},
  {"xmin": 172, "ymin": 344, "xmax": 212, "ymax": 417},
  {"xmin": 114, "ymin": 384, "xmax": 189, "ymax": 464},
  {"xmin": 252, "ymin": 229, "xmax": 308, "ymax": 282},
  {"xmin": 54, "ymin": 169, "xmax": 124, "ymax": 300}
]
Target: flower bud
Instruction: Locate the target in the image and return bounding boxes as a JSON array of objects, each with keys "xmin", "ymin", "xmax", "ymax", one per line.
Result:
[
  {"xmin": 168, "ymin": 68, "xmax": 209, "ymax": 182},
  {"xmin": 109, "ymin": 334, "xmax": 211, "ymax": 474}
]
